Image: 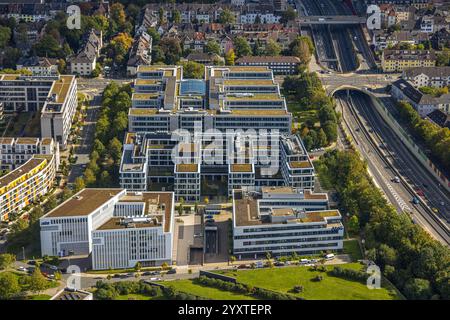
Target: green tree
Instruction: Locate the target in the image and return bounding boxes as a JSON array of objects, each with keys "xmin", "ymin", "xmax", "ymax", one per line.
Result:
[
  {"xmin": 29, "ymin": 268, "xmax": 48, "ymax": 293},
  {"xmin": 404, "ymin": 278, "xmax": 432, "ymax": 300},
  {"xmin": 108, "ymin": 138, "xmax": 123, "ymax": 163},
  {"xmin": 265, "ymin": 39, "xmax": 281, "ymax": 56},
  {"xmin": 99, "ymin": 171, "xmax": 112, "ymax": 187},
  {"xmin": 205, "ymin": 39, "xmax": 221, "ymax": 55},
  {"xmin": 233, "ymin": 37, "xmax": 252, "ymax": 57},
  {"xmin": 347, "ymin": 215, "xmax": 359, "ymax": 234},
  {"xmin": 0, "ymin": 254, "xmax": 16, "ymax": 270},
  {"xmin": 281, "ymin": 7, "xmax": 298, "ymax": 23},
  {"xmin": 147, "ymin": 27, "xmax": 160, "ymax": 44},
  {"xmin": 219, "ymin": 8, "xmax": 236, "ymax": 24},
  {"xmin": 29, "ymin": 206, "xmax": 44, "ymax": 225},
  {"xmin": 180, "ymin": 61, "xmax": 204, "ymax": 79},
  {"xmin": 45, "ymin": 195, "xmax": 57, "ymax": 211},
  {"xmin": 0, "ymin": 272, "xmax": 20, "ymax": 300},
  {"xmin": 74, "ymin": 177, "xmax": 86, "ymax": 193},
  {"xmin": 83, "ymin": 168, "xmax": 97, "ymax": 186},
  {"xmin": 172, "ymin": 9, "xmax": 181, "ymax": 24},
  {"xmin": 0, "ymin": 26, "xmax": 11, "ymax": 48},
  {"xmin": 33, "ymin": 34, "xmax": 62, "ymax": 58},
  {"xmin": 225, "ymin": 49, "xmax": 236, "ymax": 65}
]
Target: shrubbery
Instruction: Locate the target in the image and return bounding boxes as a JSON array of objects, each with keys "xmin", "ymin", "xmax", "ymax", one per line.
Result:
[
  {"xmin": 194, "ymin": 276, "xmax": 302, "ymax": 300},
  {"xmin": 329, "ymin": 267, "xmax": 367, "ymax": 283},
  {"xmin": 316, "ymin": 150, "xmax": 450, "ymax": 299}
]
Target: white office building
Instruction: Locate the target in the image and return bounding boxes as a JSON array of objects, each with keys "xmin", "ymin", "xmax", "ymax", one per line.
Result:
[{"xmin": 232, "ymin": 187, "xmax": 343, "ymax": 258}]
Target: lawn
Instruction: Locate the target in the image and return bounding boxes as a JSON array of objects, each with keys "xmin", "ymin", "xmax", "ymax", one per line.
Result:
[
  {"xmin": 343, "ymin": 239, "xmax": 363, "ymax": 261},
  {"xmin": 165, "ymin": 279, "xmax": 256, "ymax": 300},
  {"xmin": 216, "ymin": 263, "xmax": 401, "ymax": 300},
  {"xmin": 25, "ymin": 294, "xmax": 52, "ymax": 300},
  {"xmin": 115, "ymin": 293, "xmax": 164, "ymax": 300}
]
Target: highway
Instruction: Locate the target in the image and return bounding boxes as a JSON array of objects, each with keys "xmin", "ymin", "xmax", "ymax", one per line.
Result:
[
  {"xmin": 336, "ymin": 91, "xmax": 450, "ymax": 245},
  {"xmin": 297, "ymin": 0, "xmax": 360, "ymax": 72}
]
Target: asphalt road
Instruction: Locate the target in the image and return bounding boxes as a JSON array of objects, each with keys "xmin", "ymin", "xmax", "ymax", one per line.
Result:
[{"xmin": 336, "ymin": 91, "xmax": 450, "ymax": 245}]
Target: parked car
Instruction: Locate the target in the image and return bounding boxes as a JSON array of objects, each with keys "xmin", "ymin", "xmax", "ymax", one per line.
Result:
[
  {"xmin": 412, "ymin": 197, "xmax": 420, "ymax": 205},
  {"xmin": 27, "ymin": 260, "xmax": 37, "ymax": 266},
  {"xmin": 325, "ymin": 253, "xmax": 335, "ymax": 260},
  {"xmin": 17, "ymin": 266, "xmax": 27, "ymax": 272},
  {"xmin": 112, "ymin": 274, "xmax": 121, "ymax": 278},
  {"xmin": 142, "ymin": 271, "xmax": 153, "ymax": 276},
  {"xmin": 167, "ymin": 269, "xmax": 176, "ymax": 274}
]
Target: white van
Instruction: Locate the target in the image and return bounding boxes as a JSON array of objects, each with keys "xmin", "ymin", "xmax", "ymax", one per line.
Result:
[
  {"xmin": 300, "ymin": 259, "xmax": 310, "ymax": 264},
  {"xmin": 325, "ymin": 253, "xmax": 335, "ymax": 260}
]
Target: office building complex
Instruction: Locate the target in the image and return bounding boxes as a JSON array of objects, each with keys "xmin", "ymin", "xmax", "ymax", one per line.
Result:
[
  {"xmin": 128, "ymin": 65, "xmax": 292, "ymax": 134},
  {"xmin": 120, "ymin": 132, "xmax": 314, "ymax": 201},
  {"xmin": 232, "ymin": 187, "xmax": 344, "ymax": 258},
  {"xmin": 0, "ymin": 74, "xmax": 78, "ymax": 148},
  {"xmin": 40, "ymin": 188, "xmax": 174, "ymax": 270}
]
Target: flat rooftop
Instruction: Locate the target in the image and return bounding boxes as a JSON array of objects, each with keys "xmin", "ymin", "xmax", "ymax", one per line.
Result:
[
  {"xmin": 0, "ymin": 156, "xmax": 48, "ymax": 189},
  {"xmin": 44, "ymin": 188, "xmax": 124, "ymax": 218},
  {"xmin": 176, "ymin": 163, "xmax": 198, "ymax": 173},
  {"xmin": 233, "ymin": 190, "xmax": 338, "ymax": 227},
  {"xmin": 289, "ymin": 161, "xmax": 312, "ymax": 169},
  {"xmin": 49, "ymin": 75, "xmax": 74, "ymax": 104},
  {"xmin": 230, "ymin": 163, "xmax": 253, "ymax": 173}
]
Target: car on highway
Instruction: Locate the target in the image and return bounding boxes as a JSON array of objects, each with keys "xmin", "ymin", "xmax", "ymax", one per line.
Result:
[
  {"xmin": 392, "ymin": 176, "xmax": 400, "ymax": 183},
  {"xmin": 412, "ymin": 197, "xmax": 420, "ymax": 205},
  {"xmin": 432, "ymin": 208, "xmax": 439, "ymax": 214}
]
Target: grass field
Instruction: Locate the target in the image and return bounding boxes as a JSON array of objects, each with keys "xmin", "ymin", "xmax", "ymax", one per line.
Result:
[
  {"xmin": 115, "ymin": 293, "xmax": 163, "ymax": 300},
  {"xmin": 165, "ymin": 279, "xmax": 256, "ymax": 300},
  {"xmin": 26, "ymin": 294, "xmax": 52, "ymax": 300},
  {"xmin": 216, "ymin": 263, "xmax": 401, "ymax": 300},
  {"xmin": 343, "ymin": 239, "xmax": 363, "ymax": 261}
]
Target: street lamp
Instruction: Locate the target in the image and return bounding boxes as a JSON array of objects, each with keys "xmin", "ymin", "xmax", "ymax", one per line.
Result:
[{"xmin": 22, "ymin": 246, "xmax": 25, "ymax": 261}]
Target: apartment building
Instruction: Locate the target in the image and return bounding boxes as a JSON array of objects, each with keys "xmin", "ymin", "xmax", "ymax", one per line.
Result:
[
  {"xmin": 381, "ymin": 49, "xmax": 437, "ymax": 72},
  {"xmin": 0, "ymin": 154, "xmax": 56, "ymax": 221},
  {"xmin": 16, "ymin": 56, "xmax": 59, "ymax": 76},
  {"xmin": 127, "ymin": 31, "xmax": 153, "ymax": 77},
  {"xmin": 232, "ymin": 187, "xmax": 343, "ymax": 258},
  {"xmin": 68, "ymin": 29, "xmax": 102, "ymax": 76},
  {"xmin": 40, "ymin": 188, "xmax": 174, "ymax": 270},
  {"xmin": 0, "ymin": 137, "xmax": 59, "ymax": 171},
  {"xmin": 402, "ymin": 66, "xmax": 450, "ymax": 88},
  {"xmin": 236, "ymin": 56, "xmax": 301, "ymax": 75},
  {"xmin": 119, "ymin": 132, "xmax": 314, "ymax": 201},
  {"xmin": 391, "ymin": 79, "xmax": 450, "ymax": 117},
  {"xmin": 0, "ymin": 74, "xmax": 78, "ymax": 148}
]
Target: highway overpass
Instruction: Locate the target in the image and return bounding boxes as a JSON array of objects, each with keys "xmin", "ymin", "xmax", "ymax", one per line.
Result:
[{"xmin": 298, "ymin": 15, "xmax": 367, "ymax": 25}]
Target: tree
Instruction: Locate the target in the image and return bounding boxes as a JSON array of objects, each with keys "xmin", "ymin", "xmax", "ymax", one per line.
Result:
[
  {"xmin": 172, "ymin": 9, "xmax": 181, "ymax": 24},
  {"xmin": 108, "ymin": 32, "xmax": 133, "ymax": 64},
  {"xmin": 229, "ymin": 255, "xmax": 236, "ymax": 265},
  {"xmin": 404, "ymin": 278, "xmax": 432, "ymax": 300},
  {"xmin": 29, "ymin": 206, "xmax": 44, "ymax": 225},
  {"xmin": 108, "ymin": 138, "xmax": 123, "ymax": 163},
  {"xmin": 289, "ymin": 37, "xmax": 311, "ymax": 65},
  {"xmin": 112, "ymin": 111, "xmax": 128, "ymax": 135},
  {"xmin": 0, "ymin": 26, "xmax": 11, "ymax": 48},
  {"xmin": 84, "ymin": 168, "xmax": 97, "ymax": 186},
  {"xmin": 62, "ymin": 186, "xmax": 73, "ymax": 202},
  {"xmin": 134, "ymin": 262, "xmax": 142, "ymax": 272},
  {"xmin": 159, "ymin": 38, "xmax": 182, "ymax": 64},
  {"xmin": 205, "ymin": 39, "xmax": 221, "ymax": 55},
  {"xmin": 29, "ymin": 268, "xmax": 48, "ymax": 293},
  {"xmin": 45, "ymin": 195, "xmax": 57, "ymax": 211},
  {"xmin": 265, "ymin": 39, "xmax": 281, "ymax": 56},
  {"xmin": 0, "ymin": 253, "xmax": 16, "ymax": 270},
  {"xmin": 347, "ymin": 215, "xmax": 359, "ymax": 234},
  {"xmin": 317, "ymin": 128, "xmax": 328, "ymax": 147},
  {"xmin": 233, "ymin": 37, "xmax": 252, "ymax": 57},
  {"xmin": 147, "ymin": 27, "xmax": 160, "ymax": 45},
  {"xmin": 281, "ymin": 7, "xmax": 298, "ymax": 23},
  {"xmin": 99, "ymin": 171, "xmax": 112, "ymax": 187},
  {"xmin": 0, "ymin": 272, "xmax": 20, "ymax": 300},
  {"xmin": 93, "ymin": 139, "xmax": 106, "ymax": 156},
  {"xmin": 33, "ymin": 34, "xmax": 62, "ymax": 58},
  {"xmin": 74, "ymin": 177, "xmax": 86, "ymax": 193},
  {"xmin": 219, "ymin": 8, "xmax": 236, "ymax": 24},
  {"xmin": 110, "ymin": 2, "xmax": 126, "ymax": 26},
  {"xmin": 180, "ymin": 61, "xmax": 204, "ymax": 79},
  {"xmin": 225, "ymin": 49, "xmax": 236, "ymax": 66}
]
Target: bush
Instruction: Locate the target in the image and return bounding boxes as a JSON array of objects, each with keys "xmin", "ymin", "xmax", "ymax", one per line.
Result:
[
  {"xmin": 293, "ymin": 285, "xmax": 304, "ymax": 293},
  {"xmin": 329, "ymin": 267, "xmax": 367, "ymax": 282}
]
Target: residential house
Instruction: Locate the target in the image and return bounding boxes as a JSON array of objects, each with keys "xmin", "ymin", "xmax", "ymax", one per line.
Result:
[
  {"xmin": 402, "ymin": 66, "xmax": 450, "ymax": 88},
  {"xmin": 16, "ymin": 56, "xmax": 59, "ymax": 76},
  {"xmin": 127, "ymin": 32, "xmax": 153, "ymax": 77},
  {"xmin": 381, "ymin": 49, "xmax": 437, "ymax": 72}
]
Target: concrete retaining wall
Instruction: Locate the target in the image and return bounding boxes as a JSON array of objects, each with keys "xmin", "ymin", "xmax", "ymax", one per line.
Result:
[{"xmin": 370, "ymin": 95, "xmax": 450, "ymax": 193}]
